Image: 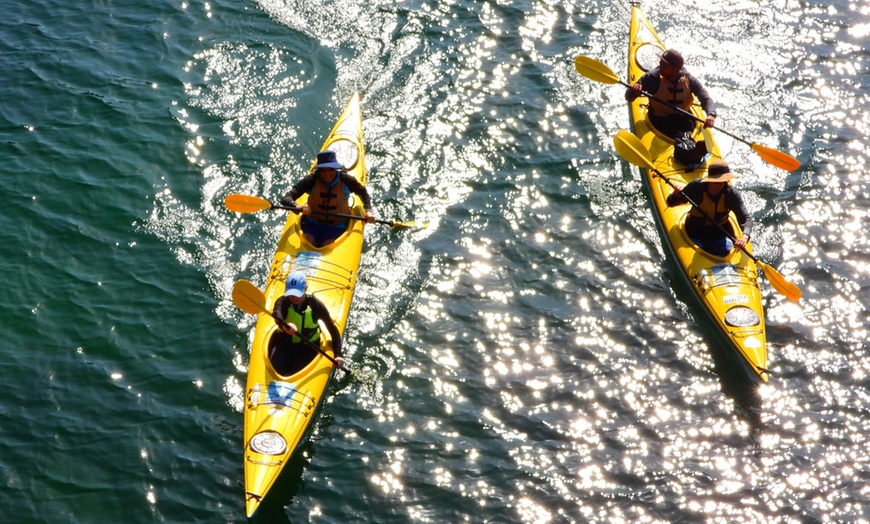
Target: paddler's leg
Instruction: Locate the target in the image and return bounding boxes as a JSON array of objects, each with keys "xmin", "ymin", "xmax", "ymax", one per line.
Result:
[
  {"xmin": 268, "ymin": 332, "xmax": 298, "ymax": 376},
  {"xmin": 648, "ymin": 112, "xmax": 684, "ymax": 138},
  {"xmin": 300, "ymin": 217, "xmax": 320, "ymax": 247},
  {"xmin": 691, "ymin": 234, "xmax": 733, "ymax": 258},
  {"xmin": 301, "ymin": 219, "xmax": 350, "ymax": 247},
  {"xmin": 267, "ymin": 331, "xmax": 324, "ymax": 375}
]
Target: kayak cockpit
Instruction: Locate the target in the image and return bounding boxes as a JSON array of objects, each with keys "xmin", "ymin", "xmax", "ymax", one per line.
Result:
[{"xmin": 267, "ymin": 331, "xmax": 319, "ymax": 377}]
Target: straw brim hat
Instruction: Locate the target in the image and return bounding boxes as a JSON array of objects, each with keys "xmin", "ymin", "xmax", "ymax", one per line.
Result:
[{"xmin": 702, "ymin": 160, "xmax": 738, "ymax": 183}]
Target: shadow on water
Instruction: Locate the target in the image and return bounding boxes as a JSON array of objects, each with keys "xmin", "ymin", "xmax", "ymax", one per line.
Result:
[
  {"xmin": 664, "ymin": 265, "xmax": 766, "ymax": 445},
  {"xmin": 249, "ymin": 438, "xmax": 315, "ymax": 524},
  {"xmin": 704, "ymin": 335, "xmax": 765, "ymax": 443},
  {"xmin": 248, "ymin": 375, "xmax": 352, "ymax": 523}
]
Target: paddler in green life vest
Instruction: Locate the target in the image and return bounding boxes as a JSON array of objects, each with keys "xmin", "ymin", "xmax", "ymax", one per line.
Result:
[
  {"xmin": 625, "ymin": 49, "xmax": 717, "ymax": 166},
  {"xmin": 269, "ymin": 271, "xmax": 344, "ymax": 375},
  {"xmin": 280, "ymin": 149, "xmax": 376, "ymax": 247},
  {"xmin": 666, "ymin": 159, "xmax": 753, "ymax": 258}
]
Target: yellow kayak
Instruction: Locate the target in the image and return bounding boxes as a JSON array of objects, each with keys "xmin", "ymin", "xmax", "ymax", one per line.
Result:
[
  {"xmin": 243, "ymin": 92, "xmax": 367, "ymax": 517},
  {"xmin": 627, "ymin": 3, "xmax": 768, "ymax": 383}
]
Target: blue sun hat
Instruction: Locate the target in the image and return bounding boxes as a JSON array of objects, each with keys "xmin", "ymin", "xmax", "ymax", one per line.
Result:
[
  {"xmin": 314, "ymin": 150, "xmax": 343, "ymax": 170},
  {"xmin": 284, "ymin": 271, "xmax": 307, "ymax": 298}
]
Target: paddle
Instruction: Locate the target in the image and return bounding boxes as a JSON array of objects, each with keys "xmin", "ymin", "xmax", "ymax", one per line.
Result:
[
  {"xmin": 613, "ymin": 129, "xmax": 802, "ymax": 302},
  {"xmin": 231, "ymin": 279, "xmax": 352, "ymax": 375},
  {"xmin": 574, "ymin": 55, "xmax": 801, "ymax": 172},
  {"xmin": 224, "ymin": 194, "xmax": 425, "ymax": 230}
]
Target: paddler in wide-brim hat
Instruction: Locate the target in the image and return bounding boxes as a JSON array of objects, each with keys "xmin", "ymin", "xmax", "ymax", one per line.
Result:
[{"xmin": 665, "ymin": 160, "xmax": 754, "ymax": 257}]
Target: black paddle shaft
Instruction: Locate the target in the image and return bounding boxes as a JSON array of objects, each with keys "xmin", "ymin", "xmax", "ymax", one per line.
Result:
[{"xmin": 272, "ymin": 204, "xmax": 397, "ymax": 227}]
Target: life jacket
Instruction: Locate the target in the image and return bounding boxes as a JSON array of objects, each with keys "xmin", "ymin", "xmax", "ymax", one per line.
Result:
[
  {"xmin": 649, "ymin": 74, "xmax": 694, "ymax": 116},
  {"xmin": 689, "ymin": 186, "xmax": 730, "ymax": 228},
  {"xmin": 306, "ymin": 170, "xmax": 351, "ymax": 225},
  {"xmin": 284, "ymin": 300, "xmax": 321, "ymax": 346}
]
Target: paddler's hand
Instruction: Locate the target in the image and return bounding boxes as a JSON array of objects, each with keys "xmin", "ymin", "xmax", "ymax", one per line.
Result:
[
  {"xmin": 733, "ymin": 233, "xmax": 749, "ymax": 251},
  {"xmin": 281, "ymin": 323, "xmax": 297, "ymax": 336},
  {"xmin": 627, "ymin": 83, "xmax": 643, "ymax": 101},
  {"xmin": 364, "ymin": 210, "xmax": 375, "ymax": 224},
  {"xmin": 704, "ymin": 114, "xmax": 716, "ymax": 128},
  {"xmin": 334, "ymin": 356, "xmax": 345, "ymax": 369},
  {"xmin": 672, "ymin": 185, "xmax": 683, "ymax": 196},
  {"xmin": 301, "ymin": 204, "xmax": 312, "ymax": 216}
]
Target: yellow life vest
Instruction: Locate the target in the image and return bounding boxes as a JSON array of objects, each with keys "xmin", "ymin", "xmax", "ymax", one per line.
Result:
[
  {"xmin": 649, "ymin": 75, "xmax": 694, "ymax": 116},
  {"xmin": 285, "ymin": 303, "xmax": 321, "ymax": 345},
  {"xmin": 689, "ymin": 187, "xmax": 730, "ymax": 227}
]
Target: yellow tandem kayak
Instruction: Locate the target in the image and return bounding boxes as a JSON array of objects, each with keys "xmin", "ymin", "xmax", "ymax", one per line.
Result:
[
  {"xmin": 242, "ymin": 92, "xmax": 367, "ymax": 517},
  {"xmin": 626, "ymin": 3, "xmax": 769, "ymax": 383}
]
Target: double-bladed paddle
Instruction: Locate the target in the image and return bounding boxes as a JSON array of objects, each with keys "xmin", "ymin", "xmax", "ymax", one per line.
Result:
[
  {"xmin": 613, "ymin": 129, "xmax": 802, "ymax": 302},
  {"xmin": 575, "ymin": 55, "xmax": 801, "ymax": 172},
  {"xmin": 224, "ymin": 194, "xmax": 425, "ymax": 230},
  {"xmin": 231, "ymin": 279, "xmax": 352, "ymax": 375}
]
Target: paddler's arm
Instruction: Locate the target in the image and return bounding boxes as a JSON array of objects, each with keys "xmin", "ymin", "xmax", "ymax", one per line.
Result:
[
  {"xmin": 625, "ymin": 70, "xmax": 660, "ymax": 102},
  {"xmin": 340, "ymin": 172, "xmax": 376, "ymax": 224},
  {"xmin": 688, "ymin": 74, "xmax": 717, "ymax": 128},
  {"xmin": 309, "ymin": 296, "xmax": 343, "ymax": 360},
  {"xmin": 727, "ymin": 187, "xmax": 753, "ymax": 250},
  {"xmin": 666, "ymin": 179, "xmax": 704, "ymax": 207},
  {"xmin": 271, "ymin": 296, "xmax": 296, "ymax": 336},
  {"xmin": 666, "ymin": 183, "xmax": 687, "ymax": 207},
  {"xmin": 279, "ymin": 176, "xmax": 316, "ymax": 209}
]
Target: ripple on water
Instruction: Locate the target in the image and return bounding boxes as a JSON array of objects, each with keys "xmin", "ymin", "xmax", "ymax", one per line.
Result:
[{"xmin": 125, "ymin": 0, "xmax": 870, "ymax": 522}]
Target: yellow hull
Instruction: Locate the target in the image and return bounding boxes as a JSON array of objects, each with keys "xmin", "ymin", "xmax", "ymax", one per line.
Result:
[
  {"xmin": 244, "ymin": 93, "xmax": 366, "ymax": 517},
  {"xmin": 628, "ymin": 4, "xmax": 768, "ymax": 383}
]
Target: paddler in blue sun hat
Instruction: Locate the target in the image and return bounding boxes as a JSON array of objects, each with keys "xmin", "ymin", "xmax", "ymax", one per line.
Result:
[
  {"xmin": 666, "ymin": 159, "xmax": 753, "ymax": 258},
  {"xmin": 280, "ymin": 149, "xmax": 376, "ymax": 247},
  {"xmin": 625, "ymin": 49, "xmax": 718, "ymax": 166},
  {"xmin": 269, "ymin": 271, "xmax": 344, "ymax": 375}
]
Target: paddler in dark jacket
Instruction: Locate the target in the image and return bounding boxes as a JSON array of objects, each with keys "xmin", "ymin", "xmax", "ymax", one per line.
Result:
[
  {"xmin": 666, "ymin": 160, "xmax": 753, "ymax": 257},
  {"xmin": 280, "ymin": 149, "xmax": 375, "ymax": 247},
  {"xmin": 270, "ymin": 271, "xmax": 344, "ymax": 374},
  {"xmin": 626, "ymin": 49, "xmax": 718, "ymax": 165}
]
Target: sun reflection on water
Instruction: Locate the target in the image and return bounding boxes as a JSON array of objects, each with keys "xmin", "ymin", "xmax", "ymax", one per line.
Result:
[{"xmin": 137, "ymin": 0, "xmax": 870, "ymax": 520}]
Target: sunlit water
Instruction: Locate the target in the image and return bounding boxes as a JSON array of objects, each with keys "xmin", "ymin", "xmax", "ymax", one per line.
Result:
[{"xmin": 2, "ymin": 0, "xmax": 869, "ymax": 522}]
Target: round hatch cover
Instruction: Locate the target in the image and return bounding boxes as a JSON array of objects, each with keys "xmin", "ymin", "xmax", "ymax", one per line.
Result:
[
  {"xmin": 329, "ymin": 138, "xmax": 359, "ymax": 170},
  {"xmin": 635, "ymin": 43, "xmax": 665, "ymax": 73},
  {"xmin": 724, "ymin": 306, "xmax": 760, "ymax": 327},
  {"xmin": 250, "ymin": 431, "xmax": 287, "ymax": 455}
]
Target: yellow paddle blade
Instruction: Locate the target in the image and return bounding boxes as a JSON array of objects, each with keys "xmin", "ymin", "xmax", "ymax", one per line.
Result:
[
  {"xmin": 701, "ymin": 127, "xmax": 715, "ymax": 151},
  {"xmin": 756, "ymin": 261, "xmax": 802, "ymax": 302},
  {"xmin": 391, "ymin": 220, "xmax": 428, "ymax": 230},
  {"xmin": 751, "ymin": 143, "xmax": 801, "ymax": 172},
  {"xmin": 224, "ymin": 194, "xmax": 273, "ymax": 213},
  {"xmin": 613, "ymin": 129, "xmax": 655, "ymax": 170},
  {"xmin": 231, "ymin": 279, "xmax": 270, "ymax": 315},
  {"xmin": 574, "ymin": 56, "xmax": 621, "ymax": 85}
]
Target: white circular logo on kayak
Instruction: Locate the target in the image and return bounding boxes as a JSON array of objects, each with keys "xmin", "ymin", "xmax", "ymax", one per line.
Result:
[{"xmin": 250, "ymin": 431, "xmax": 287, "ymax": 455}]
